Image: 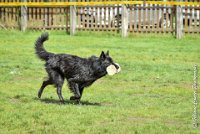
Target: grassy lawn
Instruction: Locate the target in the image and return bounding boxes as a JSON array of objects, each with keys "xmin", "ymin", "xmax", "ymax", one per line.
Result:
[{"xmin": 0, "ymin": 30, "xmax": 200, "ymax": 134}]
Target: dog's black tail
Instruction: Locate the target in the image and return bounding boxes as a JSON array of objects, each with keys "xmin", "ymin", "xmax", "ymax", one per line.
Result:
[{"xmin": 35, "ymin": 33, "xmax": 54, "ymax": 61}]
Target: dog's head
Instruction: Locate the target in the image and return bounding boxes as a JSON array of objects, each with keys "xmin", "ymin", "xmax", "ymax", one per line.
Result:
[{"xmin": 99, "ymin": 51, "xmax": 121, "ymax": 75}]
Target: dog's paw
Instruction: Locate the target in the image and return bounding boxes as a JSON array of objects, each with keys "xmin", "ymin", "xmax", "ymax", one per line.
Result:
[
  {"xmin": 38, "ymin": 92, "xmax": 42, "ymax": 98},
  {"xmin": 70, "ymin": 96, "xmax": 77, "ymax": 100},
  {"xmin": 60, "ymin": 100, "xmax": 65, "ymax": 104},
  {"xmin": 70, "ymin": 96, "xmax": 81, "ymax": 104}
]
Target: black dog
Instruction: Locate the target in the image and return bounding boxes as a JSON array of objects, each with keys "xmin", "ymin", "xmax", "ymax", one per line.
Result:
[{"xmin": 35, "ymin": 33, "xmax": 119, "ymax": 103}]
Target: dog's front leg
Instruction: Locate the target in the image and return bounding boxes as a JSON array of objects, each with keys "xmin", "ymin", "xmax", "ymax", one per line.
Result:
[
  {"xmin": 69, "ymin": 82, "xmax": 81, "ymax": 103},
  {"xmin": 68, "ymin": 77, "xmax": 96, "ymax": 104}
]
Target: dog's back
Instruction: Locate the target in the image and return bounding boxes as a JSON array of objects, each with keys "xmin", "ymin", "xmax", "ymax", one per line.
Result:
[
  {"xmin": 35, "ymin": 33, "xmax": 95, "ymax": 78},
  {"xmin": 46, "ymin": 53, "xmax": 94, "ymax": 78}
]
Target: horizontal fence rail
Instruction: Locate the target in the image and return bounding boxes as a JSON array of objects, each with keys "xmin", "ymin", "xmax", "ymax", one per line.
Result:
[
  {"xmin": 0, "ymin": 0, "xmax": 200, "ymax": 36},
  {"xmin": 0, "ymin": 1, "xmax": 200, "ymax": 6}
]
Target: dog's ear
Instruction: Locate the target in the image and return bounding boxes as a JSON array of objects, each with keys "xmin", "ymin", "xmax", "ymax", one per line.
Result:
[
  {"xmin": 106, "ymin": 50, "xmax": 109, "ymax": 56},
  {"xmin": 100, "ymin": 51, "xmax": 106, "ymax": 60}
]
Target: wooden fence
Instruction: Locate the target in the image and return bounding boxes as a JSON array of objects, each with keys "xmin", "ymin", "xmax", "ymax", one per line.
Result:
[{"xmin": 0, "ymin": 0, "xmax": 200, "ymax": 36}]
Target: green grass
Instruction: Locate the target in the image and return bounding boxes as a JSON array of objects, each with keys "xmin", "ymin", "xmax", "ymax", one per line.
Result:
[{"xmin": 0, "ymin": 30, "xmax": 200, "ymax": 134}]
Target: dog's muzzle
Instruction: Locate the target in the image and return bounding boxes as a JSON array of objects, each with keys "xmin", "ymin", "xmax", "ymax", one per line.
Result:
[{"xmin": 106, "ymin": 63, "xmax": 121, "ymax": 76}]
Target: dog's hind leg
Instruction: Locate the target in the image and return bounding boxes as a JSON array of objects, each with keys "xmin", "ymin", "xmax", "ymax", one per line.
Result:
[
  {"xmin": 38, "ymin": 79, "xmax": 53, "ymax": 98},
  {"xmin": 51, "ymin": 71, "xmax": 65, "ymax": 104},
  {"xmin": 56, "ymin": 85, "xmax": 64, "ymax": 104}
]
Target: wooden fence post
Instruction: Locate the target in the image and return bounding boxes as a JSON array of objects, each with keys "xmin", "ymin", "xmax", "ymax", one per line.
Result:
[
  {"xmin": 70, "ymin": 0, "xmax": 76, "ymax": 35},
  {"xmin": 20, "ymin": 0, "xmax": 27, "ymax": 31},
  {"xmin": 175, "ymin": 0, "xmax": 183, "ymax": 39},
  {"xmin": 44, "ymin": 0, "xmax": 49, "ymax": 28},
  {"xmin": 121, "ymin": 5, "xmax": 128, "ymax": 37}
]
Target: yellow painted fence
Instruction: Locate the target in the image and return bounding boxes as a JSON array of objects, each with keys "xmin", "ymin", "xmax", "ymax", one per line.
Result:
[{"xmin": 0, "ymin": 0, "xmax": 199, "ymax": 34}]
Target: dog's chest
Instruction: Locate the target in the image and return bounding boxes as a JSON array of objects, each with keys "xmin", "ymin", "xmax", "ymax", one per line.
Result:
[{"xmin": 81, "ymin": 80, "xmax": 95, "ymax": 88}]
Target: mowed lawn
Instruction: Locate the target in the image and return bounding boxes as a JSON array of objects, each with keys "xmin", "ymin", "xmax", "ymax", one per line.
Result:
[{"xmin": 0, "ymin": 30, "xmax": 200, "ymax": 134}]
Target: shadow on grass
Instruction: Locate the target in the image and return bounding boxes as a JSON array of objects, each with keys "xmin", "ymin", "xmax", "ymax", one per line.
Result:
[{"xmin": 34, "ymin": 97, "xmax": 101, "ymax": 106}]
